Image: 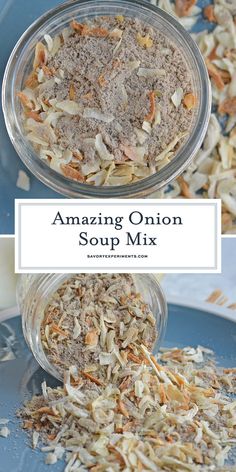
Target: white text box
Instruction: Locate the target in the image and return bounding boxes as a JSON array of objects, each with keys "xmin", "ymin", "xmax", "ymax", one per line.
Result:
[{"xmin": 15, "ymin": 199, "xmax": 221, "ymax": 273}]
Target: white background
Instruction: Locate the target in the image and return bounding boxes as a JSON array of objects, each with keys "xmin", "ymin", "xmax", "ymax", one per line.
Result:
[
  {"xmin": 163, "ymin": 237, "xmax": 236, "ymax": 304},
  {"xmin": 15, "ymin": 199, "xmax": 221, "ymax": 273}
]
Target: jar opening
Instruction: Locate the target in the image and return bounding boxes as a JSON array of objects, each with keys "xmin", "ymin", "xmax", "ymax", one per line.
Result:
[{"xmin": 2, "ymin": 0, "xmax": 211, "ymax": 198}]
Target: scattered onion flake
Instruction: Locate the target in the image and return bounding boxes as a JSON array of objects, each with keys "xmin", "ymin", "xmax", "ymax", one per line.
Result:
[
  {"xmin": 120, "ymin": 84, "xmax": 128, "ymax": 106},
  {"xmin": 155, "ymin": 131, "xmax": 188, "ymax": 161},
  {"xmin": 126, "ymin": 59, "xmax": 140, "ymax": 71},
  {"xmin": 183, "ymin": 92, "xmax": 197, "ymax": 110},
  {"xmin": 44, "ymin": 34, "xmax": 54, "ymax": 52},
  {"xmin": 120, "ymin": 144, "xmax": 146, "ymax": 162},
  {"xmin": 134, "ymin": 127, "xmax": 149, "ymax": 144},
  {"xmin": 18, "ymin": 344, "xmax": 236, "ymax": 471},
  {"xmin": 16, "ymin": 91, "xmax": 35, "ymax": 110},
  {"xmin": 171, "ymin": 87, "xmax": 184, "ymax": 107},
  {"xmin": 154, "ymin": 105, "xmax": 161, "ymax": 126},
  {"xmin": 0, "ymin": 427, "xmax": 10, "ymax": 438},
  {"xmin": 113, "ymin": 36, "xmax": 123, "ymax": 55},
  {"xmin": 175, "ymin": 0, "xmax": 197, "ymax": 17},
  {"xmin": 33, "ymin": 42, "xmax": 48, "ymax": 70},
  {"xmin": 137, "ymin": 67, "xmax": 166, "ymax": 78},
  {"xmin": 83, "ymin": 108, "xmax": 114, "ymax": 123},
  {"xmin": 152, "ymin": 0, "xmax": 236, "ymax": 234},
  {"xmin": 95, "ymin": 134, "xmax": 114, "ymax": 161},
  {"xmin": 56, "ymin": 100, "xmax": 82, "ymax": 115},
  {"xmin": 142, "ymin": 120, "xmax": 152, "ymax": 134},
  {"xmin": 137, "ymin": 32, "xmax": 153, "ymax": 48},
  {"xmin": 218, "ymin": 179, "xmax": 236, "ymax": 216},
  {"xmin": 61, "ymin": 164, "xmax": 84, "ymax": 182},
  {"xmin": 109, "ymin": 28, "xmax": 123, "ymax": 40},
  {"xmin": 16, "ymin": 170, "xmax": 30, "ymax": 192}
]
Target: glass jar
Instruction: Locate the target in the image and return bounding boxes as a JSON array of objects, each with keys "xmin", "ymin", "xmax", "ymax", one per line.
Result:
[
  {"xmin": 17, "ymin": 273, "xmax": 168, "ymax": 381},
  {"xmin": 2, "ymin": 0, "xmax": 211, "ymax": 198}
]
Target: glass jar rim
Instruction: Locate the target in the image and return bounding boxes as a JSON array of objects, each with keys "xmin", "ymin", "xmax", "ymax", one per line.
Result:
[{"xmin": 2, "ymin": 0, "xmax": 211, "ymax": 198}]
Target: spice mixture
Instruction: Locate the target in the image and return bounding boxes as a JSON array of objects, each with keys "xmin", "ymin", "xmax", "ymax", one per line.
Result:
[
  {"xmin": 40, "ymin": 274, "xmax": 157, "ymax": 383},
  {"xmin": 153, "ymin": 0, "xmax": 236, "ymax": 234},
  {"xmin": 19, "ymin": 345, "xmax": 236, "ymax": 471},
  {"xmin": 18, "ymin": 16, "xmax": 196, "ymax": 186}
]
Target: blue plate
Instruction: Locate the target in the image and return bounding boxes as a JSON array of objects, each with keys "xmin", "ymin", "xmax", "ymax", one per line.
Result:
[
  {"xmin": 0, "ymin": 303, "xmax": 235, "ymax": 471},
  {"xmin": 0, "ymin": 0, "xmax": 213, "ymax": 234}
]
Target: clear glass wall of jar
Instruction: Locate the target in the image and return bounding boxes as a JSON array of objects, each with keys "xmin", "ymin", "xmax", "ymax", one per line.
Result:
[{"xmin": 17, "ymin": 273, "xmax": 168, "ymax": 381}]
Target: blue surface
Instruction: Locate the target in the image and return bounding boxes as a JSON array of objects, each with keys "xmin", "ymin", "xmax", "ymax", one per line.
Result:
[
  {"xmin": 0, "ymin": 0, "xmax": 213, "ymax": 234},
  {"xmin": 0, "ymin": 0, "xmax": 64, "ymax": 235},
  {"xmin": 0, "ymin": 303, "xmax": 236, "ymax": 471}
]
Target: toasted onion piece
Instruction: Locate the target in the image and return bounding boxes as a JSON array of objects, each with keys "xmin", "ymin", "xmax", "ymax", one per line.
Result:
[
  {"xmin": 17, "ymin": 91, "xmax": 34, "ymax": 110},
  {"xmin": 218, "ymin": 97, "xmax": 236, "ymax": 115},
  {"xmin": 61, "ymin": 164, "xmax": 84, "ymax": 182},
  {"xmin": 183, "ymin": 93, "xmax": 197, "ymax": 110},
  {"xmin": 206, "ymin": 59, "xmax": 225, "ymax": 91},
  {"xmin": 203, "ymin": 5, "xmax": 216, "ymax": 22},
  {"xmin": 144, "ymin": 91, "xmax": 156, "ymax": 122},
  {"xmin": 175, "ymin": 0, "xmax": 196, "ymax": 17},
  {"xmin": 33, "ymin": 42, "xmax": 48, "ymax": 69},
  {"xmin": 137, "ymin": 33, "xmax": 153, "ymax": 48}
]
